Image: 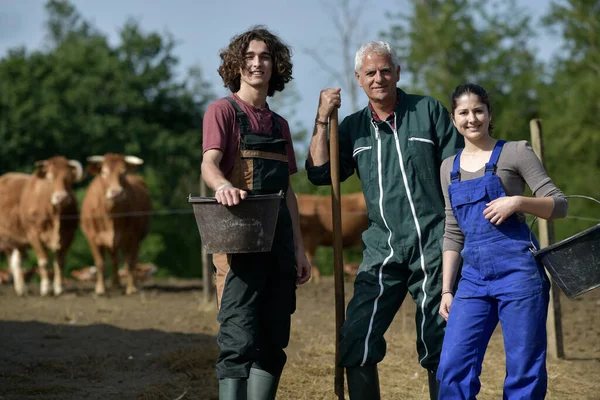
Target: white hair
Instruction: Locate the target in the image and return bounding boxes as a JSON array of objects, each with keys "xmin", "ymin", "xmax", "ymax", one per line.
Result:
[{"xmin": 354, "ymin": 41, "xmax": 399, "ymax": 73}]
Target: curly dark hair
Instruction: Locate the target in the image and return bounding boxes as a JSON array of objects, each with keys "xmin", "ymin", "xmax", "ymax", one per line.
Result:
[{"xmin": 218, "ymin": 26, "xmax": 293, "ymax": 97}]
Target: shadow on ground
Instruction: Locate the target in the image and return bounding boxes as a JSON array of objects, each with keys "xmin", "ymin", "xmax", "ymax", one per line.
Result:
[{"xmin": 0, "ymin": 321, "xmax": 219, "ymax": 400}]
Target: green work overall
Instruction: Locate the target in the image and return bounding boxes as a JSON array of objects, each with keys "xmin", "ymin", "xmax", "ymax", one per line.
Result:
[{"xmin": 307, "ymin": 90, "xmax": 463, "ymax": 375}]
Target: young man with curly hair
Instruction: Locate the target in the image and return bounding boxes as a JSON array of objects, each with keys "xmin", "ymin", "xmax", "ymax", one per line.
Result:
[{"xmin": 201, "ymin": 26, "xmax": 311, "ymax": 400}]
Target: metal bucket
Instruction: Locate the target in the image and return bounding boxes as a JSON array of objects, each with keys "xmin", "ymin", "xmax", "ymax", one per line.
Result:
[
  {"xmin": 188, "ymin": 191, "xmax": 283, "ymax": 254},
  {"xmin": 531, "ymin": 195, "xmax": 600, "ymax": 298}
]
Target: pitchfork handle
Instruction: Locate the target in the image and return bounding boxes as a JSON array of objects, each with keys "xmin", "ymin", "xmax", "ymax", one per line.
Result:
[{"xmin": 329, "ymin": 108, "xmax": 346, "ymax": 399}]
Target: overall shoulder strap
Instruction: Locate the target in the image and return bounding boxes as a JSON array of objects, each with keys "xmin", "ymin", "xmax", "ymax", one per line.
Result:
[
  {"xmin": 484, "ymin": 140, "xmax": 507, "ymax": 175},
  {"xmin": 450, "ymin": 150, "xmax": 463, "ymax": 182},
  {"xmin": 224, "ymin": 97, "xmax": 250, "ymax": 135},
  {"xmin": 269, "ymin": 110, "xmax": 283, "ymax": 138}
]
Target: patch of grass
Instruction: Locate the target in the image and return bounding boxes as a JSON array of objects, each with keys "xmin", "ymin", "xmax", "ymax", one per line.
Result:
[
  {"xmin": 157, "ymin": 346, "xmax": 219, "ymax": 381},
  {"xmin": 315, "ymin": 246, "xmax": 363, "ymax": 276},
  {"xmin": 136, "ymin": 382, "xmax": 186, "ymax": 400}
]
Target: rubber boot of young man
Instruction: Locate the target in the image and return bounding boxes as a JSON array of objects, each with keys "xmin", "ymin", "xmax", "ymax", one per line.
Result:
[
  {"xmin": 247, "ymin": 367, "xmax": 280, "ymax": 400},
  {"xmin": 346, "ymin": 364, "xmax": 380, "ymax": 400},
  {"xmin": 219, "ymin": 378, "xmax": 247, "ymax": 400}
]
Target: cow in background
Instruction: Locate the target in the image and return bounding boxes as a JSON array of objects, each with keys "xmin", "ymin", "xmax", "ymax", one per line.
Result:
[
  {"xmin": 70, "ymin": 263, "xmax": 157, "ymax": 283},
  {"xmin": 0, "ymin": 157, "xmax": 82, "ymax": 296},
  {"xmin": 80, "ymin": 153, "xmax": 152, "ymax": 295},
  {"xmin": 297, "ymin": 192, "xmax": 368, "ymax": 282}
]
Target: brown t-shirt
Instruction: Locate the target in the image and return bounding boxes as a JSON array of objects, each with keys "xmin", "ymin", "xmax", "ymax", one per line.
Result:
[
  {"xmin": 440, "ymin": 140, "xmax": 568, "ymax": 252},
  {"xmin": 202, "ymin": 93, "xmax": 298, "ymax": 179}
]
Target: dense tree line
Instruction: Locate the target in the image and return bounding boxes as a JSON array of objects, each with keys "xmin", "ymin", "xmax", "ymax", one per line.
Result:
[
  {"xmin": 0, "ymin": 1, "xmax": 211, "ymax": 277},
  {"xmin": 383, "ymin": 0, "xmax": 600, "ymax": 241},
  {"xmin": 310, "ymin": 0, "xmax": 599, "ymax": 273},
  {"xmin": 0, "ymin": 0, "xmax": 597, "ymax": 278}
]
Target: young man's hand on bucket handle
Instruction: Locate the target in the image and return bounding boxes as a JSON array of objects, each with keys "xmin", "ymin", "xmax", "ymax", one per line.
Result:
[
  {"xmin": 215, "ymin": 183, "xmax": 247, "ymax": 206},
  {"xmin": 201, "ymin": 150, "xmax": 247, "ymax": 206}
]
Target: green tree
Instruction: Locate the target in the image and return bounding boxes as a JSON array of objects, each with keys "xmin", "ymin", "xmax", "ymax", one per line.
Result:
[
  {"xmin": 538, "ymin": 0, "xmax": 600, "ymax": 240},
  {"xmin": 304, "ymin": 0, "xmax": 371, "ymax": 113},
  {"xmin": 0, "ymin": 1, "xmax": 213, "ymax": 277},
  {"xmin": 44, "ymin": 0, "xmax": 92, "ymax": 45},
  {"xmin": 383, "ymin": 0, "xmax": 542, "ymax": 142}
]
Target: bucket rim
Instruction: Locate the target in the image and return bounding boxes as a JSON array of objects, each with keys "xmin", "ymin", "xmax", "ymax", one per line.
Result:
[
  {"xmin": 566, "ymin": 283, "xmax": 600, "ymax": 299},
  {"xmin": 529, "ymin": 195, "xmax": 600, "ymax": 251},
  {"xmin": 188, "ymin": 190, "xmax": 284, "ymax": 204},
  {"xmin": 533, "ymin": 223, "xmax": 600, "ymax": 257}
]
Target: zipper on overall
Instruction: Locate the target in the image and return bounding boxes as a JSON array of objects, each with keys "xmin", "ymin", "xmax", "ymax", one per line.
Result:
[{"xmin": 386, "ymin": 115, "xmax": 431, "ymax": 366}]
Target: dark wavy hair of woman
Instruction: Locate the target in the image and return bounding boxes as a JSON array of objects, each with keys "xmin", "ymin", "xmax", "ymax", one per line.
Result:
[
  {"xmin": 451, "ymin": 83, "xmax": 494, "ymax": 136},
  {"xmin": 218, "ymin": 26, "xmax": 293, "ymax": 97}
]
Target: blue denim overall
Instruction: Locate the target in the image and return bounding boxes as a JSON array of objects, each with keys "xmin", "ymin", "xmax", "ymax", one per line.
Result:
[{"xmin": 437, "ymin": 140, "xmax": 550, "ymax": 399}]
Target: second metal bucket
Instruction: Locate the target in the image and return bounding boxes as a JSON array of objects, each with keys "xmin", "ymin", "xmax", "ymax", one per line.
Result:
[
  {"xmin": 534, "ymin": 224, "xmax": 600, "ymax": 298},
  {"xmin": 531, "ymin": 195, "xmax": 600, "ymax": 298}
]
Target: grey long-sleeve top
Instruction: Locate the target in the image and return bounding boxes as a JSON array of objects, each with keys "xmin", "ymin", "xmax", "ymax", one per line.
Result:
[{"xmin": 440, "ymin": 140, "xmax": 568, "ymax": 253}]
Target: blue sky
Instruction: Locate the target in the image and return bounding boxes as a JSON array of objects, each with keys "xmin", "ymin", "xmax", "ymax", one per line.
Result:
[{"xmin": 0, "ymin": 0, "xmax": 560, "ymax": 139}]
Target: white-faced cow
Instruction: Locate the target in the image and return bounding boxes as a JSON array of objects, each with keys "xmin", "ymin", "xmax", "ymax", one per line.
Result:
[
  {"xmin": 80, "ymin": 153, "xmax": 152, "ymax": 295},
  {"xmin": 0, "ymin": 156, "xmax": 82, "ymax": 296},
  {"xmin": 296, "ymin": 192, "xmax": 368, "ymax": 282}
]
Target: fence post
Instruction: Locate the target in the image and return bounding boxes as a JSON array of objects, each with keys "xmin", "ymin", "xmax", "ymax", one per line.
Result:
[
  {"xmin": 530, "ymin": 119, "xmax": 565, "ymax": 359},
  {"xmin": 200, "ymin": 176, "xmax": 214, "ymax": 304}
]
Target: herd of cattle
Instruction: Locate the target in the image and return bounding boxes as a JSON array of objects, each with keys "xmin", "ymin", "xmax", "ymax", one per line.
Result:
[
  {"xmin": 0, "ymin": 153, "xmax": 368, "ymax": 296},
  {"xmin": 0, "ymin": 154, "xmax": 151, "ymax": 297}
]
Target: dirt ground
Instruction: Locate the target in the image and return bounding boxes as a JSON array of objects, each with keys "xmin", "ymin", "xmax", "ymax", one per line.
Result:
[{"xmin": 0, "ymin": 277, "xmax": 598, "ymax": 400}]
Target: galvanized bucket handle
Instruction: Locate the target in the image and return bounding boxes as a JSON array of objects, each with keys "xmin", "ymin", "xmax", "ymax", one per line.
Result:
[{"xmin": 529, "ymin": 195, "xmax": 600, "ymax": 250}]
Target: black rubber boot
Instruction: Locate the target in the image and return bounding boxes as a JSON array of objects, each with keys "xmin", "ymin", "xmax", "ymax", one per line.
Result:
[
  {"xmin": 346, "ymin": 364, "xmax": 381, "ymax": 400},
  {"xmin": 428, "ymin": 370, "xmax": 439, "ymax": 400},
  {"xmin": 219, "ymin": 378, "xmax": 248, "ymax": 400},
  {"xmin": 247, "ymin": 368, "xmax": 280, "ymax": 400}
]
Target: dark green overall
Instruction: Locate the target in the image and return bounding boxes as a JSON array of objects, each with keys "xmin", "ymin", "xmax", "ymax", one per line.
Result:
[
  {"xmin": 213, "ymin": 97, "xmax": 297, "ymax": 380},
  {"xmin": 306, "ymin": 90, "xmax": 463, "ymax": 374}
]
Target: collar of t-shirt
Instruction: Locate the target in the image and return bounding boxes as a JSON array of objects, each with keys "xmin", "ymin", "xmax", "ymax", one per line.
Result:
[
  {"xmin": 231, "ymin": 93, "xmax": 274, "ymax": 133},
  {"xmin": 232, "ymin": 93, "xmax": 271, "ymax": 112},
  {"xmin": 368, "ymin": 88, "xmax": 400, "ymax": 129}
]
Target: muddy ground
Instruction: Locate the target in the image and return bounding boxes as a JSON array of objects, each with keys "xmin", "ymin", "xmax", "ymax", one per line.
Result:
[{"xmin": 0, "ymin": 277, "xmax": 598, "ymax": 400}]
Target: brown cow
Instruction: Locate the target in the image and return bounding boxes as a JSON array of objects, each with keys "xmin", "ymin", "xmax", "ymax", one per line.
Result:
[
  {"xmin": 70, "ymin": 263, "xmax": 157, "ymax": 283},
  {"xmin": 0, "ymin": 156, "xmax": 82, "ymax": 296},
  {"xmin": 80, "ymin": 153, "xmax": 152, "ymax": 295},
  {"xmin": 296, "ymin": 192, "xmax": 368, "ymax": 281}
]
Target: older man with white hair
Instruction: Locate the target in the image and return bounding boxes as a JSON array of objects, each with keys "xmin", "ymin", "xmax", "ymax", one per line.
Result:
[{"xmin": 306, "ymin": 41, "xmax": 463, "ymax": 399}]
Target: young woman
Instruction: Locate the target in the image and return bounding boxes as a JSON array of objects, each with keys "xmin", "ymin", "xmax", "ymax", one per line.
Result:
[{"xmin": 436, "ymin": 83, "xmax": 568, "ymax": 399}]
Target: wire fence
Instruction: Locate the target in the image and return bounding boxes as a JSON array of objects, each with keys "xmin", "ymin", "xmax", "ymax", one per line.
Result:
[{"xmin": 32, "ymin": 208, "xmax": 600, "ymax": 222}]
